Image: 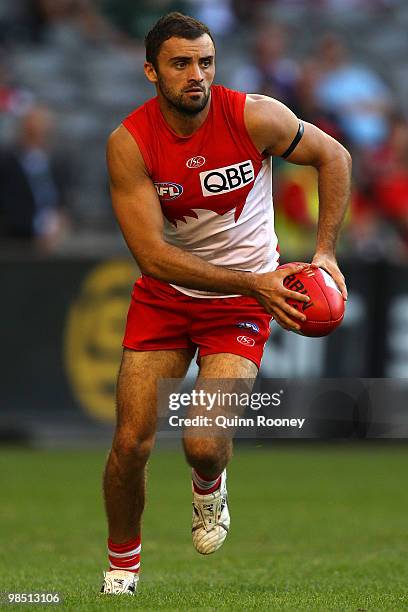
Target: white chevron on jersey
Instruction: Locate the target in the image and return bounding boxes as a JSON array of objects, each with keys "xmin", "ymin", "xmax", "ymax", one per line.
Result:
[{"xmin": 164, "ymin": 157, "xmax": 279, "ymax": 298}]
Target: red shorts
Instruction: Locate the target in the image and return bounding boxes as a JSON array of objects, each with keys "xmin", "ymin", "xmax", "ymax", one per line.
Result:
[{"xmin": 123, "ymin": 275, "xmax": 272, "ymax": 369}]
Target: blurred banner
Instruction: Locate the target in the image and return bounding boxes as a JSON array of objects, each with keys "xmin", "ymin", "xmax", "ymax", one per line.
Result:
[{"xmin": 1, "ymin": 257, "xmax": 407, "ymax": 445}]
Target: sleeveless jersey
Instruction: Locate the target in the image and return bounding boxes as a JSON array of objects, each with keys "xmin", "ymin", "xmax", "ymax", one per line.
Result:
[{"xmin": 123, "ymin": 85, "xmax": 279, "ymax": 298}]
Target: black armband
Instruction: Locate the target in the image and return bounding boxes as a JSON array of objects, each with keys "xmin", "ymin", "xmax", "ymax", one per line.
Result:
[{"xmin": 281, "ymin": 121, "xmax": 304, "ymax": 159}]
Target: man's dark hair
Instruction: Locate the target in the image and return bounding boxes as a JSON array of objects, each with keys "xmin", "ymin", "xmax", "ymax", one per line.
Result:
[{"xmin": 145, "ymin": 12, "xmax": 215, "ymax": 69}]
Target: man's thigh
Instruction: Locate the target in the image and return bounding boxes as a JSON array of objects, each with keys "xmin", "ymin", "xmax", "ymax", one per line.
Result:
[
  {"xmin": 198, "ymin": 353, "xmax": 258, "ymax": 379},
  {"xmin": 197, "ymin": 353, "xmax": 258, "ymax": 422},
  {"xmin": 183, "ymin": 354, "xmax": 258, "ymax": 443},
  {"xmin": 116, "ymin": 348, "xmax": 192, "ymax": 436}
]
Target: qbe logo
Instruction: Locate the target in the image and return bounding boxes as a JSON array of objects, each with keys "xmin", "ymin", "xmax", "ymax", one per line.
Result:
[
  {"xmin": 199, "ymin": 160, "xmax": 255, "ymax": 197},
  {"xmin": 154, "ymin": 182, "xmax": 183, "ymax": 200}
]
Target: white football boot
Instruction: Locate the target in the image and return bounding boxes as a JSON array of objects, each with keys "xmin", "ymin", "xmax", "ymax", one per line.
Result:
[
  {"xmin": 100, "ymin": 570, "xmax": 138, "ymax": 595},
  {"xmin": 192, "ymin": 469, "xmax": 230, "ymax": 554}
]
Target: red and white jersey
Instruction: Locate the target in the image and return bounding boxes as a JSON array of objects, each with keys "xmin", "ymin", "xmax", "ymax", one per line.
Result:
[{"xmin": 123, "ymin": 85, "xmax": 279, "ymax": 297}]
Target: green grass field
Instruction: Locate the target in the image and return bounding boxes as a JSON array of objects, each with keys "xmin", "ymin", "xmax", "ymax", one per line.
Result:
[{"xmin": 0, "ymin": 444, "xmax": 407, "ymax": 611}]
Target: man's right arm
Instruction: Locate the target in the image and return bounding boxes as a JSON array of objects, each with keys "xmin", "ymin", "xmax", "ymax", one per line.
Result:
[{"xmin": 107, "ymin": 125, "xmax": 309, "ymax": 330}]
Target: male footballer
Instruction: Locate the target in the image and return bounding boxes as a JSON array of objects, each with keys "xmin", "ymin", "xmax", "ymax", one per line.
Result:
[{"xmin": 101, "ymin": 12, "xmax": 351, "ymax": 594}]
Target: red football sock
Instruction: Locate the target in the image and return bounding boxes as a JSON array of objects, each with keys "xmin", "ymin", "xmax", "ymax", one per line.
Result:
[
  {"xmin": 192, "ymin": 469, "xmax": 221, "ymax": 494},
  {"xmin": 107, "ymin": 535, "xmax": 141, "ymax": 573}
]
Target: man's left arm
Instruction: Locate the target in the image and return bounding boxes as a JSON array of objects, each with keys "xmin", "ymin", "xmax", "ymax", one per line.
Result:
[{"xmin": 245, "ymin": 94, "xmax": 352, "ymax": 299}]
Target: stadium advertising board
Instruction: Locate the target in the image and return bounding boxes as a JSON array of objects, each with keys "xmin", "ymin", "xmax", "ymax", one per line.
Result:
[{"xmin": 1, "ymin": 258, "xmax": 407, "ymax": 444}]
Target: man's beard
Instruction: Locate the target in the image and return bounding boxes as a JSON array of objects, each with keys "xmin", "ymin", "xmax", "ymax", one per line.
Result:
[{"xmin": 157, "ymin": 76, "xmax": 210, "ymax": 116}]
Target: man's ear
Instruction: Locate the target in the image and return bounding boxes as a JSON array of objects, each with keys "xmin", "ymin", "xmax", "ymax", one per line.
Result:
[{"xmin": 144, "ymin": 62, "xmax": 158, "ymax": 84}]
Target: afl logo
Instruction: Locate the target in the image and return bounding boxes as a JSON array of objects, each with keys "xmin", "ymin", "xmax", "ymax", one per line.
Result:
[
  {"xmin": 237, "ymin": 321, "xmax": 260, "ymax": 333},
  {"xmin": 237, "ymin": 335, "xmax": 255, "ymax": 347},
  {"xmin": 186, "ymin": 156, "xmax": 206, "ymax": 169},
  {"xmin": 154, "ymin": 182, "xmax": 183, "ymax": 200}
]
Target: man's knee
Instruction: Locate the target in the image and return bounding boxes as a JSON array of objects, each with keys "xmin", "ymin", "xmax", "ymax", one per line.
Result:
[
  {"xmin": 183, "ymin": 438, "xmax": 231, "ymax": 472},
  {"xmin": 111, "ymin": 431, "xmax": 154, "ymax": 467}
]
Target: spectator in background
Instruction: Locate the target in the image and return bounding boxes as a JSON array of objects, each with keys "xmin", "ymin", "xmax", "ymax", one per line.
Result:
[
  {"xmin": 273, "ymin": 163, "xmax": 321, "ymax": 258},
  {"xmin": 0, "ymin": 104, "xmax": 71, "ymax": 253},
  {"xmin": 294, "ymin": 58, "xmax": 345, "ymax": 142},
  {"xmin": 0, "ymin": 56, "xmax": 33, "ymax": 115},
  {"xmin": 233, "ymin": 0, "xmax": 390, "ymax": 12},
  {"xmin": 100, "ymin": 0, "xmax": 189, "ymax": 42},
  {"xmin": 231, "ymin": 23, "xmax": 300, "ymax": 109},
  {"xmin": 24, "ymin": 0, "xmax": 135, "ymax": 49},
  {"xmin": 356, "ymin": 116, "xmax": 408, "ymax": 258},
  {"xmin": 315, "ymin": 34, "xmax": 392, "ymax": 151},
  {"xmin": 325, "ymin": 0, "xmax": 392, "ymax": 11},
  {"xmin": 0, "ymin": 2, "xmax": 28, "ymax": 48},
  {"xmin": 187, "ymin": 0, "xmax": 236, "ymax": 36}
]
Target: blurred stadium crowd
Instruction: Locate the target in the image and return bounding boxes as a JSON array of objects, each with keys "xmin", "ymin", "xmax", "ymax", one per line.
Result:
[{"xmin": 1, "ymin": 0, "xmax": 408, "ymax": 261}]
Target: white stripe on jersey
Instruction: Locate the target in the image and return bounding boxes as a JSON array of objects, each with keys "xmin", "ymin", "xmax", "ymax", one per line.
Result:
[{"xmin": 165, "ymin": 158, "xmax": 279, "ymax": 298}]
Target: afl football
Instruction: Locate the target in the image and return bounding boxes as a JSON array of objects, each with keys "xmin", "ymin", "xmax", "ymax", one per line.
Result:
[{"xmin": 278, "ymin": 264, "xmax": 345, "ymax": 337}]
